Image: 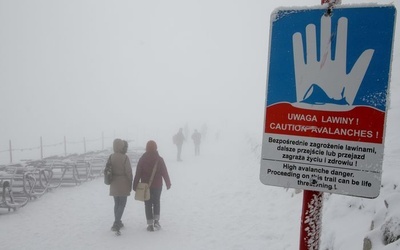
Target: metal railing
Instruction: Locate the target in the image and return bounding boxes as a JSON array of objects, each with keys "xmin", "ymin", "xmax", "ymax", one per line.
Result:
[{"xmin": 0, "ymin": 147, "xmax": 144, "ymax": 212}]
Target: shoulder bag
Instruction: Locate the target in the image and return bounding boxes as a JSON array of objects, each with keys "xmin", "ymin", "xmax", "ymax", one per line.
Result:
[
  {"xmin": 104, "ymin": 155, "xmax": 112, "ymax": 185},
  {"xmin": 135, "ymin": 159, "xmax": 159, "ymax": 201}
]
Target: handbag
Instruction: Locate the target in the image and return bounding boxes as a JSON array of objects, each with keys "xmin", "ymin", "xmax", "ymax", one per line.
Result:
[
  {"xmin": 135, "ymin": 159, "xmax": 159, "ymax": 201},
  {"xmin": 104, "ymin": 155, "xmax": 112, "ymax": 185},
  {"xmin": 135, "ymin": 182, "xmax": 150, "ymax": 201}
]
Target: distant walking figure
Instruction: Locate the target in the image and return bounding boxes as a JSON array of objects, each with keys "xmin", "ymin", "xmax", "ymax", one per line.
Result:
[
  {"xmin": 191, "ymin": 129, "xmax": 201, "ymax": 156},
  {"xmin": 133, "ymin": 140, "xmax": 171, "ymax": 231},
  {"xmin": 173, "ymin": 128, "xmax": 185, "ymax": 161}
]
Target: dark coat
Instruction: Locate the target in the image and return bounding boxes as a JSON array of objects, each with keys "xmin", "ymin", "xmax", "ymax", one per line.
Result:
[
  {"xmin": 109, "ymin": 139, "xmax": 133, "ymax": 196},
  {"xmin": 174, "ymin": 131, "xmax": 185, "ymax": 146},
  {"xmin": 191, "ymin": 131, "xmax": 201, "ymax": 145},
  {"xmin": 133, "ymin": 151, "xmax": 171, "ymax": 190}
]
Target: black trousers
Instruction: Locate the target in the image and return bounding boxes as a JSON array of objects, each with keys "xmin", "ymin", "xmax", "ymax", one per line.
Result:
[
  {"xmin": 114, "ymin": 196, "xmax": 127, "ymax": 223},
  {"xmin": 145, "ymin": 188, "xmax": 162, "ymax": 223}
]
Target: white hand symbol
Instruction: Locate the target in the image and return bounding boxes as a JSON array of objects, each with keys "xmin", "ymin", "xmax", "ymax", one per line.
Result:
[{"xmin": 292, "ymin": 15, "xmax": 374, "ymax": 106}]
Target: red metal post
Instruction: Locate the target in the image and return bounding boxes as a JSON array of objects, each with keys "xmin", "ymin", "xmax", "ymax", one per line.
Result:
[{"xmin": 299, "ymin": 190, "xmax": 323, "ymax": 250}]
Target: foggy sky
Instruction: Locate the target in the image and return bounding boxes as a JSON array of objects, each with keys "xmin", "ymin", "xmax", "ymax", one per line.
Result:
[{"xmin": 1, "ymin": 0, "xmax": 398, "ymax": 160}]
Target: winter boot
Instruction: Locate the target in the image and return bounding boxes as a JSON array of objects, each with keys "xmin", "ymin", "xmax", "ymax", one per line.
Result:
[
  {"xmin": 117, "ymin": 221, "xmax": 124, "ymax": 229},
  {"xmin": 154, "ymin": 220, "xmax": 161, "ymax": 230},
  {"xmin": 146, "ymin": 219, "xmax": 154, "ymax": 232},
  {"xmin": 147, "ymin": 225, "xmax": 154, "ymax": 232},
  {"xmin": 111, "ymin": 222, "xmax": 120, "ymax": 232}
]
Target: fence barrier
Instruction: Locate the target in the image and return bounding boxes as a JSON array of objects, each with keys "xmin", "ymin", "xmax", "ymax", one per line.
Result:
[
  {"xmin": 1, "ymin": 144, "xmax": 145, "ymax": 212},
  {"xmin": 0, "ymin": 133, "xmax": 120, "ymax": 164}
]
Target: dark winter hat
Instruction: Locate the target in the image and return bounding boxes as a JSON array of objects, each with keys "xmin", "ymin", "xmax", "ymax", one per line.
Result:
[{"xmin": 146, "ymin": 140, "xmax": 157, "ymax": 152}]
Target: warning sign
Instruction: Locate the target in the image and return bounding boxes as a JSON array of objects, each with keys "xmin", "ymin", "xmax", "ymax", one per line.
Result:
[{"xmin": 260, "ymin": 5, "xmax": 396, "ymax": 198}]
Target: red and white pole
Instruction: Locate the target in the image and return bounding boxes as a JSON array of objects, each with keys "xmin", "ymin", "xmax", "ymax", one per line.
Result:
[{"xmin": 299, "ymin": 190, "xmax": 324, "ymax": 250}]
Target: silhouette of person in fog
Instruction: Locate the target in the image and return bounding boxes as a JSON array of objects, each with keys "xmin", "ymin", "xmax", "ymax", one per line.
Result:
[
  {"xmin": 173, "ymin": 128, "xmax": 185, "ymax": 161},
  {"xmin": 191, "ymin": 129, "xmax": 201, "ymax": 156}
]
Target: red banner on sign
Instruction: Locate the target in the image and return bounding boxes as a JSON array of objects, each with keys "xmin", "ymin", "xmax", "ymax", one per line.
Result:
[{"xmin": 265, "ymin": 103, "xmax": 384, "ymax": 143}]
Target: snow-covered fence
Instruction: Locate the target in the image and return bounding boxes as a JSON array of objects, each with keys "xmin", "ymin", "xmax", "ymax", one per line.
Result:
[
  {"xmin": 0, "ymin": 146, "xmax": 143, "ymax": 212},
  {"xmin": 0, "ymin": 164, "xmax": 52, "ymax": 211},
  {"xmin": 0, "ymin": 167, "xmax": 30, "ymax": 211},
  {"xmin": 0, "ymin": 133, "xmax": 123, "ymax": 165},
  {"xmin": 41, "ymin": 160, "xmax": 89, "ymax": 187},
  {"xmin": 0, "ymin": 154, "xmax": 106, "ymax": 212},
  {"xmin": 87, "ymin": 157, "xmax": 107, "ymax": 179}
]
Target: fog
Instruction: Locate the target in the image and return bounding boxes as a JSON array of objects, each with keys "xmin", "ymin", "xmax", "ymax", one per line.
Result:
[{"xmin": 0, "ymin": 0, "xmax": 397, "ymax": 164}]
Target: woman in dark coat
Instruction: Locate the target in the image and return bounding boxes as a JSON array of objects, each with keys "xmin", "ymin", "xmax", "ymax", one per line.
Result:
[
  {"xmin": 133, "ymin": 140, "xmax": 171, "ymax": 231},
  {"xmin": 109, "ymin": 139, "xmax": 133, "ymax": 231}
]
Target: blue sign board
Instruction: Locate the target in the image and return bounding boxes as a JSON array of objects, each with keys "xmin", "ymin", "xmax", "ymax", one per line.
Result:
[{"xmin": 260, "ymin": 5, "xmax": 396, "ymax": 198}]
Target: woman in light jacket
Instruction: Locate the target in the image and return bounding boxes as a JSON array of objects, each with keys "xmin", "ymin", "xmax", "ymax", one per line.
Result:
[
  {"xmin": 133, "ymin": 140, "xmax": 171, "ymax": 231},
  {"xmin": 109, "ymin": 139, "xmax": 133, "ymax": 231}
]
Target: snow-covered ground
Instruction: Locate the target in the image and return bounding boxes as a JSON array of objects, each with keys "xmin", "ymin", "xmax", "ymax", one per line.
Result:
[{"xmin": 0, "ymin": 137, "xmax": 303, "ymax": 250}]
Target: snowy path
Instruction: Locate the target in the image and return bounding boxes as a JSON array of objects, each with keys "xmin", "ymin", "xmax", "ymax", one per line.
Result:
[{"xmin": 0, "ymin": 138, "xmax": 302, "ymax": 250}]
